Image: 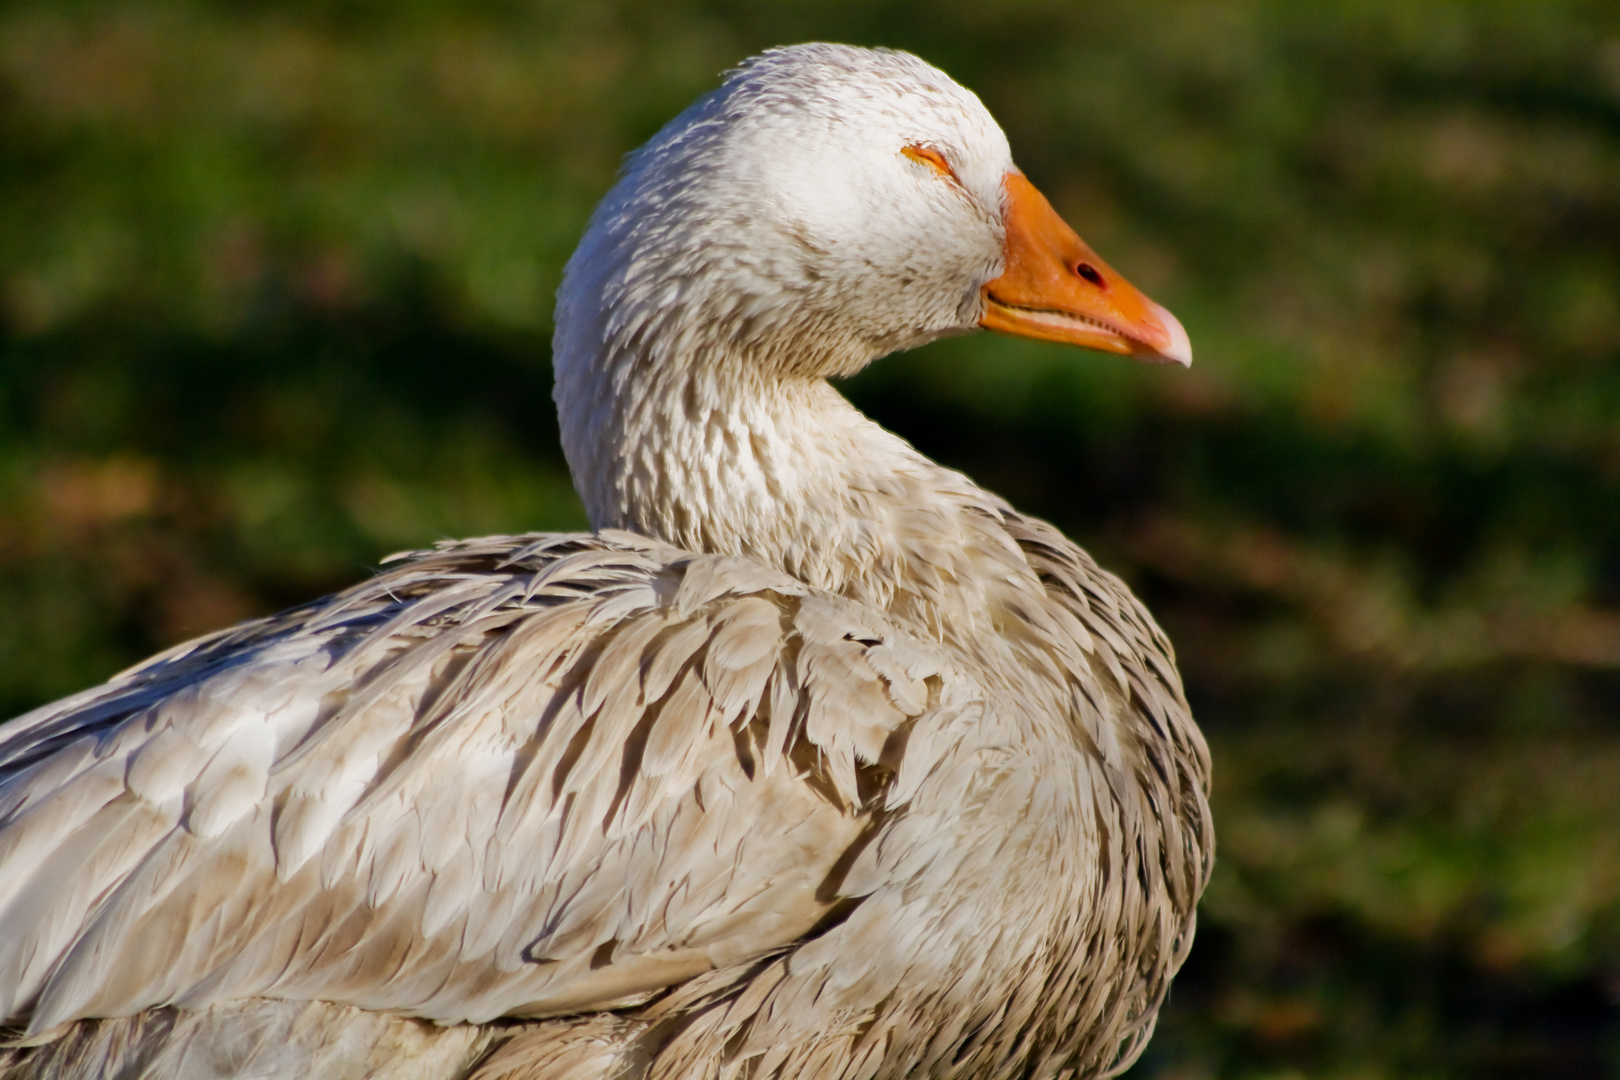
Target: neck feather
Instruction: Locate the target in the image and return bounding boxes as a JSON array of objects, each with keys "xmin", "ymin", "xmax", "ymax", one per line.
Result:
[{"xmin": 555, "ymin": 342, "xmax": 1029, "ymax": 637}]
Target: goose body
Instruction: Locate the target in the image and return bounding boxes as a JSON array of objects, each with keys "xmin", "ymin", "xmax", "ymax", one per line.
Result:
[{"xmin": 0, "ymin": 45, "xmax": 1211, "ymax": 1080}]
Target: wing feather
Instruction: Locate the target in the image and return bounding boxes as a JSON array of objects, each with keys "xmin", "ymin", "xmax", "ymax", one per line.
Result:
[{"xmin": 0, "ymin": 532, "xmax": 960, "ymax": 1033}]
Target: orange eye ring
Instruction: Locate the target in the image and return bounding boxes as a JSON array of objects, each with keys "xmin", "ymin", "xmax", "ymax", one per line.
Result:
[{"xmin": 902, "ymin": 144, "xmax": 957, "ymax": 182}]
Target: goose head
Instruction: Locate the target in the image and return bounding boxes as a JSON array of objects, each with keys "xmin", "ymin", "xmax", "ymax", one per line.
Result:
[{"xmin": 554, "ymin": 43, "xmax": 1190, "ymax": 549}]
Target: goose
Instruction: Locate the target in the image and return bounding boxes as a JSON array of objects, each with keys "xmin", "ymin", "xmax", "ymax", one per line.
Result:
[{"xmin": 0, "ymin": 43, "xmax": 1211, "ymax": 1080}]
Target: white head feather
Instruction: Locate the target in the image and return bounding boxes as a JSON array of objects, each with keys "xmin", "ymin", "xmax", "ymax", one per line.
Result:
[{"xmin": 555, "ymin": 44, "xmax": 1013, "ymax": 385}]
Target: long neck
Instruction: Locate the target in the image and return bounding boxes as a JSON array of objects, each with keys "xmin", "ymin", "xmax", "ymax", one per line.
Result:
[{"xmin": 556, "ymin": 344, "xmax": 1029, "ymax": 638}]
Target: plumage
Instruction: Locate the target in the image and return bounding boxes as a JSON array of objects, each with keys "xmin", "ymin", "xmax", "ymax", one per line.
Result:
[{"xmin": 0, "ymin": 43, "xmax": 1211, "ymax": 1080}]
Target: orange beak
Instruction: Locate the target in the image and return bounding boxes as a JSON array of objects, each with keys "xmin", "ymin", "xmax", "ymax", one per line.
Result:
[{"xmin": 979, "ymin": 172, "xmax": 1192, "ymax": 367}]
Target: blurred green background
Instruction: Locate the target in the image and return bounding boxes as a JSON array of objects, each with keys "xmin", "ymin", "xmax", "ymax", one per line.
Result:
[{"xmin": 3, "ymin": 0, "xmax": 1618, "ymax": 1075}]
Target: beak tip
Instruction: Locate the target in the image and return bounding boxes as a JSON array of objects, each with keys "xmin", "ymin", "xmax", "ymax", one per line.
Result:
[{"xmin": 1150, "ymin": 301, "xmax": 1193, "ymax": 368}]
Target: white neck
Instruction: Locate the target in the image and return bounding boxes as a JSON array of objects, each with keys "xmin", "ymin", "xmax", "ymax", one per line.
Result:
[{"xmin": 554, "ymin": 336, "xmax": 1028, "ymax": 637}]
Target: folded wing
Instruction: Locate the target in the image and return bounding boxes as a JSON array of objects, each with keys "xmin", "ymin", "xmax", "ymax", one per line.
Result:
[{"xmin": 0, "ymin": 531, "xmax": 958, "ymax": 1033}]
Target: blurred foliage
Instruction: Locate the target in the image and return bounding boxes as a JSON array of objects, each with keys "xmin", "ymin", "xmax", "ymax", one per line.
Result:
[{"xmin": 3, "ymin": 0, "xmax": 1620, "ymax": 1076}]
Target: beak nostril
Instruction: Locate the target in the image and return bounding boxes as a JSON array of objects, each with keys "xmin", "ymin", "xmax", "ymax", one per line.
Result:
[{"xmin": 1075, "ymin": 263, "xmax": 1104, "ymax": 287}]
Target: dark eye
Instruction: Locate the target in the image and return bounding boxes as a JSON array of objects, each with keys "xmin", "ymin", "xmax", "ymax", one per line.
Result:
[{"xmin": 1076, "ymin": 263, "xmax": 1104, "ymax": 286}]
